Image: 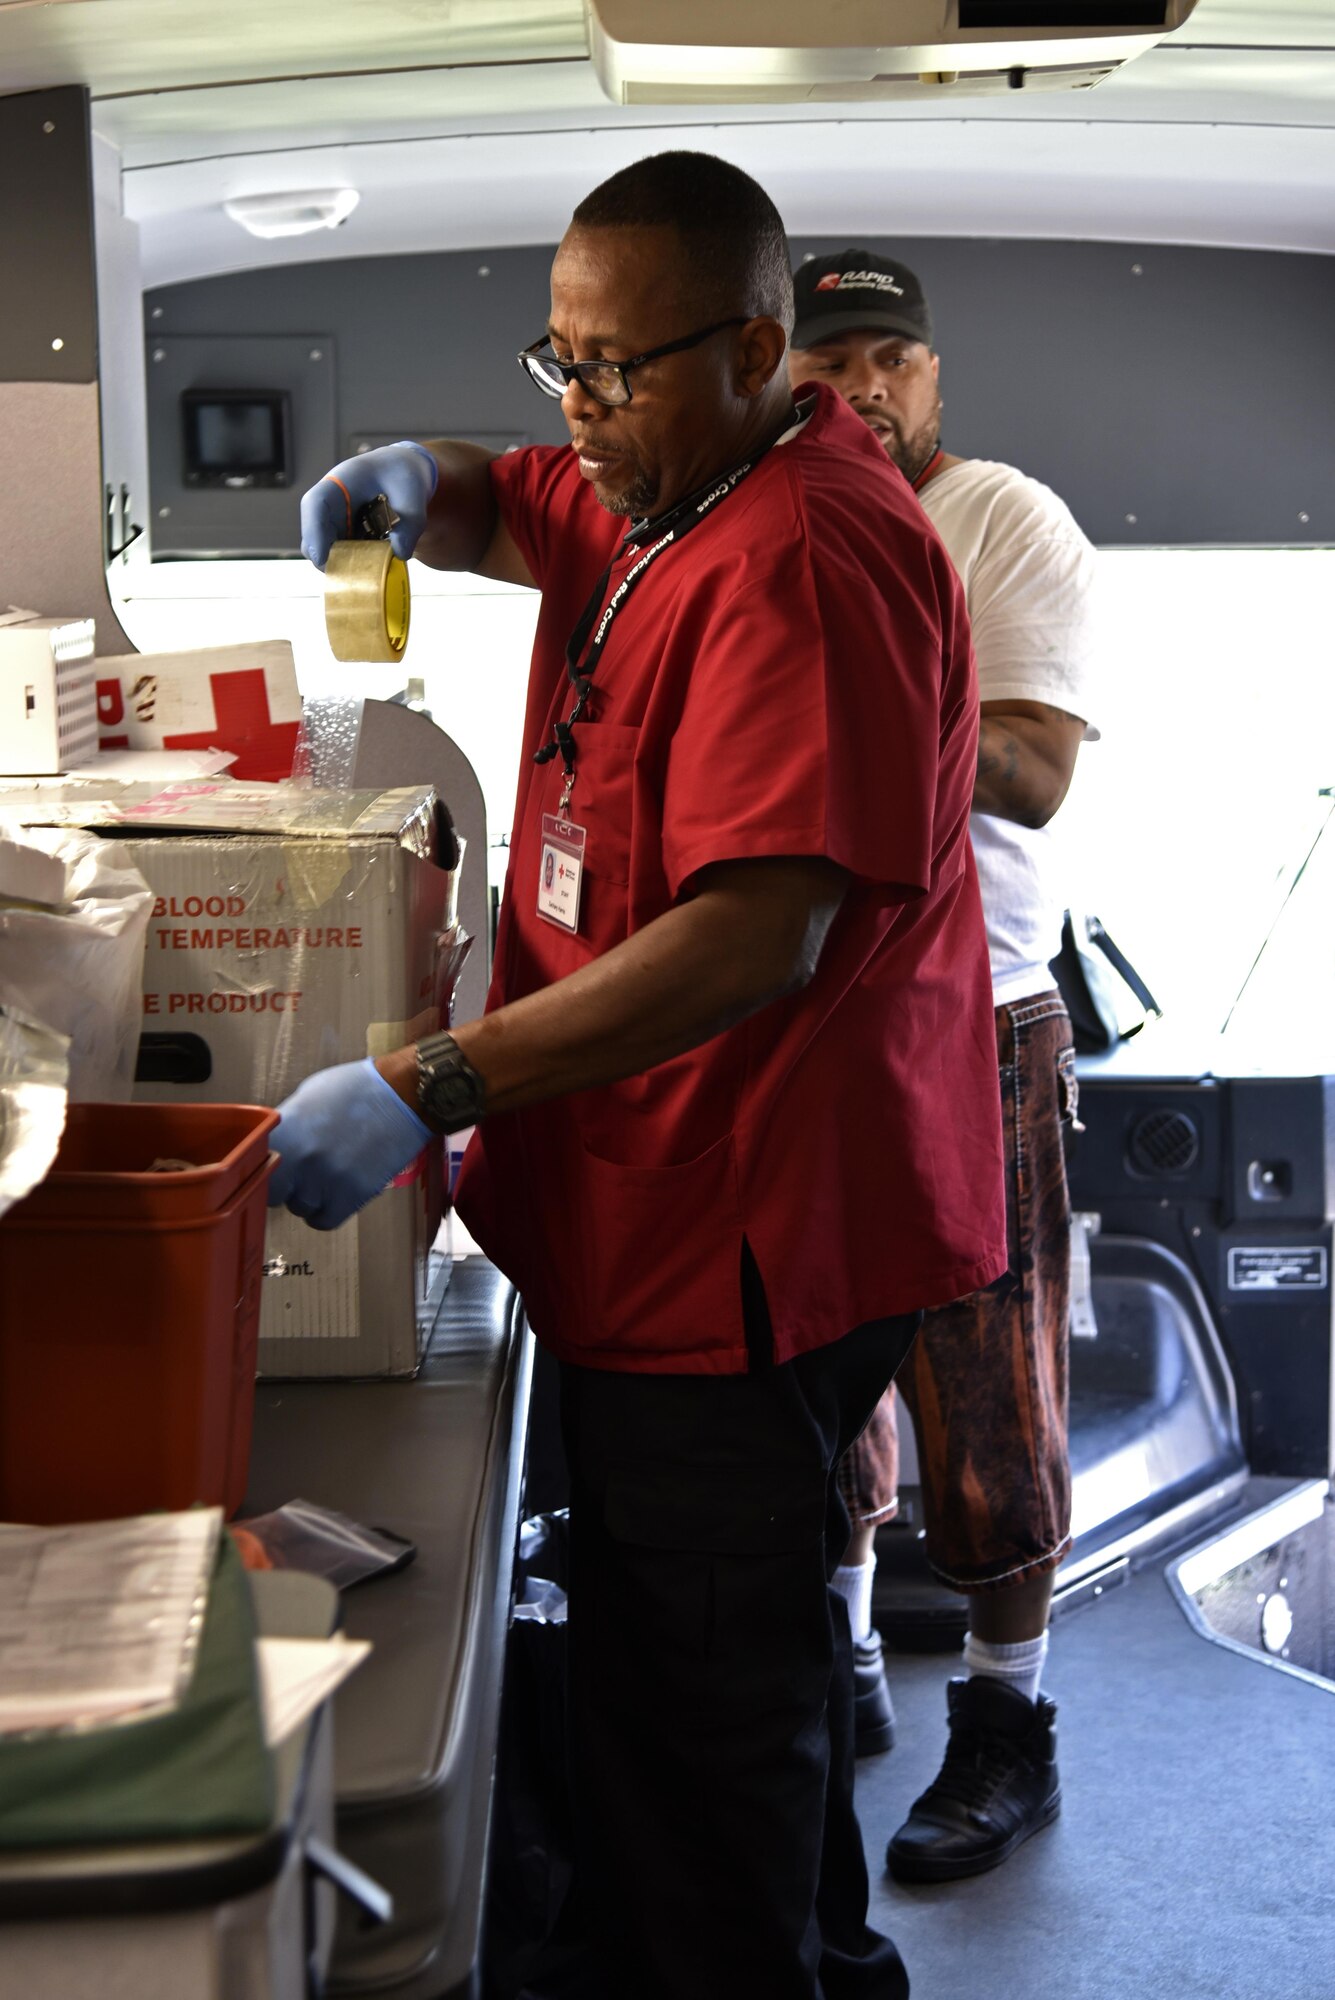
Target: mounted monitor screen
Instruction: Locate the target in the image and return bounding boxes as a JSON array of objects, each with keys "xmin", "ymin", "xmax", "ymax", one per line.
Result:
[{"xmin": 181, "ymin": 389, "xmax": 292, "ymax": 488}]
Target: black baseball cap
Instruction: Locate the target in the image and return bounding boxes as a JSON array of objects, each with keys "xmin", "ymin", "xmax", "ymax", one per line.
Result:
[{"xmin": 791, "ymin": 250, "xmax": 933, "ymax": 351}]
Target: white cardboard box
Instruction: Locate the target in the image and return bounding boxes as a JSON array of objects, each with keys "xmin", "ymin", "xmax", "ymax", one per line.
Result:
[
  {"xmin": 0, "ymin": 617, "xmax": 98, "ymax": 774},
  {"xmin": 0, "ymin": 779, "xmax": 461, "ymax": 1377},
  {"xmin": 93, "ymin": 640, "xmax": 303, "ymax": 782},
  {"xmin": 122, "ymin": 784, "xmax": 460, "ymax": 1377}
]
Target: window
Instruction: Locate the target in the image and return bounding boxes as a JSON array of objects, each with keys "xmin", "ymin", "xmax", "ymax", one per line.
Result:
[{"xmin": 1060, "ymin": 548, "xmax": 1335, "ymax": 1071}]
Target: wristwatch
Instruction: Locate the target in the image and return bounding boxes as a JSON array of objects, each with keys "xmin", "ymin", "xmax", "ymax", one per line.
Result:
[{"xmin": 415, "ymin": 1031, "xmax": 487, "ymax": 1133}]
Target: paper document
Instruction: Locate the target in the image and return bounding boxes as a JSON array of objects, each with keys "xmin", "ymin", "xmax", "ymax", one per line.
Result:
[
  {"xmin": 0, "ymin": 1510, "xmax": 220, "ymax": 1736},
  {"xmin": 255, "ymin": 1636, "xmax": 372, "ymax": 1747}
]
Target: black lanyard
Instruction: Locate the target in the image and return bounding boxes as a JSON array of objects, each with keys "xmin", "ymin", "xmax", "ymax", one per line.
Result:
[{"xmin": 534, "ymin": 409, "xmax": 799, "ymax": 789}]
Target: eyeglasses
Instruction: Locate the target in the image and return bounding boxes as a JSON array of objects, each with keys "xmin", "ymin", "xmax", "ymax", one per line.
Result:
[{"xmin": 517, "ymin": 317, "xmax": 750, "ymax": 407}]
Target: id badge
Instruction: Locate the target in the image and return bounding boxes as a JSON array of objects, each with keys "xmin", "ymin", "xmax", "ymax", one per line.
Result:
[{"xmin": 537, "ymin": 813, "xmax": 587, "ymax": 933}]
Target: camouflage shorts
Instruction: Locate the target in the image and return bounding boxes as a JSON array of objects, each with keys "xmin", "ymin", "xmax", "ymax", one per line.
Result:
[{"xmin": 839, "ymin": 992, "xmax": 1078, "ymax": 1592}]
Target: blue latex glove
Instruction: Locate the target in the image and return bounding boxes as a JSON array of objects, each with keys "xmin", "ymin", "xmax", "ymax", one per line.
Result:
[
  {"xmin": 268, "ymin": 1058, "xmax": 433, "ymax": 1231},
  {"xmin": 299, "ymin": 442, "xmax": 439, "ymax": 569}
]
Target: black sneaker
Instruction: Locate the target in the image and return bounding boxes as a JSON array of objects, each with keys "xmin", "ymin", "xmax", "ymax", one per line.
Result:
[
  {"xmin": 853, "ymin": 1629, "xmax": 896, "ymax": 1756},
  {"xmin": 885, "ymin": 1675, "xmax": 1060, "ymax": 1882}
]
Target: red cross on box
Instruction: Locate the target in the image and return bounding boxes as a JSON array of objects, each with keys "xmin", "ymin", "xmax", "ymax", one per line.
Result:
[{"xmin": 163, "ymin": 668, "xmax": 301, "ymax": 782}]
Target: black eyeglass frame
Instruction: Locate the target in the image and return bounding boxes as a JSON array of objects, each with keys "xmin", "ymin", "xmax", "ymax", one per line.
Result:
[{"xmin": 517, "ymin": 317, "xmax": 751, "ymax": 407}]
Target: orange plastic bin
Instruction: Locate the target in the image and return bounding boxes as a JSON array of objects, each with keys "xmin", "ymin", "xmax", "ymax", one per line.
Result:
[{"xmin": 0, "ymin": 1102, "xmax": 279, "ymax": 1524}]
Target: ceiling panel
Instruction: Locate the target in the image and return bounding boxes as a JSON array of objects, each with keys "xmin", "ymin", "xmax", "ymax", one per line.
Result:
[
  {"xmin": 0, "ymin": 0, "xmax": 586, "ymax": 95},
  {"xmin": 3, "ymin": 0, "xmax": 1332, "ymax": 157},
  {"xmin": 126, "ymin": 114, "xmax": 1335, "ymax": 288},
  {"xmin": 2, "ymin": 0, "xmax": 1332, "ymax": 278},
  {"xmin": 96, "ymin": 42, "xmax": 1335, "ymax": 175},
  {"xmin": 94, "ymin": 58, "xmax": 611, "ymax": 164},
  {"xmin": 1163, "ymin": 0, "xmax": 1335, "ymax": 44},
  {"xmin": 1108, "ymin": 43, "xmax": 1335, "ymax": 116}
]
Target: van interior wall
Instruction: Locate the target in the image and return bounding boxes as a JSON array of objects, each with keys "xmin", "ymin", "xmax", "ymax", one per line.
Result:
[
  {"xmin": 140, "ymin": 235, "xmax": 1335, "ymax": 553},
  {"xmin": 0, "ymin": 84, "xmax": 137, "ymax": 646}
]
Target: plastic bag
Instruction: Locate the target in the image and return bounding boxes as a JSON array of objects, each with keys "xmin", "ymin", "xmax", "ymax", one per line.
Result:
[
  {"xmin": 229, "ymin": 1499, "xmax": 416, "ymax": 1590},
  {"xmin": 0, "ymin": 824, "xmax": 152, "ymax": 1100},
  {"xmin": 485, "ymin": 1511, "xmax": 585, "ymax": 2000},
  {"xmin": 0, "ymin": 1006, "xmax": 68, "ymax": 1221},
  {"xmin": 513, "ymin": 1511, "xmax": 569, "ymax": 1625}
]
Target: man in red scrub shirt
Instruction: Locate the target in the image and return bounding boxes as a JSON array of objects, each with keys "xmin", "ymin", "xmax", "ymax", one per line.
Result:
[{"xmin": 279, "ymin": 152, "xmax": 1006, "ymax": 2000}]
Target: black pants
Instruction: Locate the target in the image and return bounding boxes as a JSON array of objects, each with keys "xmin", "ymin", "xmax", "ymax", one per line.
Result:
[{"xmin": 559, "ymin": 1310, "xmax": 922, "ymax": 2000}]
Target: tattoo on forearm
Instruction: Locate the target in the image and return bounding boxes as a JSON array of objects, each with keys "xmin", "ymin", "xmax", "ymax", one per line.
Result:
[{"xmin": 977, "ymin": 725, "xmax": 1021, "ymax": 792}]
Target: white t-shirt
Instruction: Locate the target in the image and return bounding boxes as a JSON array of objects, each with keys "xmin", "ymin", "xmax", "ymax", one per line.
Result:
[{"xmin": 918, "ymin": 459, "xmax": 1099, "ymax": 1007}]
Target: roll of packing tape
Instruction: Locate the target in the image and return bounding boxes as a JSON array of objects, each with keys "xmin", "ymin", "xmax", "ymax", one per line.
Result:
[{"xmin": 324, "ymin": 539, "xmax": 411, "ymax": 663}]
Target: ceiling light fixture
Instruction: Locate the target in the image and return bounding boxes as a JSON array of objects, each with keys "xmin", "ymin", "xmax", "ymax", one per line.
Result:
[{"xmin": 223, "ymin": 189, "xmax": 360, "ymax": 240}]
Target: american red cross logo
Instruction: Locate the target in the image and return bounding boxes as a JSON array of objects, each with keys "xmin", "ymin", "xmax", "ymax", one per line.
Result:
[{"xmin": 161, "ymin": 668, "xmax": 301, "ymax": 782}]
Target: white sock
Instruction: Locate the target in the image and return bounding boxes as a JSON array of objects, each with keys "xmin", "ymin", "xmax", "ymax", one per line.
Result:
[
  {"xmin": 962, "ymin": 1630, "xmax": 1049, "ymax": 1706},
  {"xmin": 832, "ymin": 1557, "xmax": 876, "ymax": 1644}
]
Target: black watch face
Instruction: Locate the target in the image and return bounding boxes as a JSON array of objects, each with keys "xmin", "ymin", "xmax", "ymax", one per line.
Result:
[
  {"xmin": 423, "ymin": 1063, "xmax": 480, "ymax": 1129},
  {"xmin": 424, "ymin": 1075, "xmax": 455, "ymax": 1119}
]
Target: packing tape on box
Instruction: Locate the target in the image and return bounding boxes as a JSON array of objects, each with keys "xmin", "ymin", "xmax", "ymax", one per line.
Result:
[{"xmin": 324, "ymin": 540, "xmax": 411, "ymax": 663}]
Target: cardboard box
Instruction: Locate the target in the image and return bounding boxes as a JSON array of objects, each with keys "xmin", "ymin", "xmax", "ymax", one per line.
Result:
[
  {"xmin": 94, "ymin": 640, "xmax": 303, "ymax": 782},
  {"xmin": 123, "ymin": 783, "xmax": 460, "ymax": 1377},
  {"xmin": 2, "ymin": 779, "xmax": 461, "ymax": 1377},
  {"xmin": 0, "ymin": 617, "xmax": 97, "ymax": 774}
]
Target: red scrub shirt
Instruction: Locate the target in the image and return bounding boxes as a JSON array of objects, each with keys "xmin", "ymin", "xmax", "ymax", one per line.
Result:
[{"xmin": 453, "ymin": 385, "xmax": 1006, "ymax": 1374}]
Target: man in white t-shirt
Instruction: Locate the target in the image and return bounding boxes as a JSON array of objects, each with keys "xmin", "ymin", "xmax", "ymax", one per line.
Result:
[{"xmin": 789, "ymin": 249, "xmax": 1097, "ymax": 1882}]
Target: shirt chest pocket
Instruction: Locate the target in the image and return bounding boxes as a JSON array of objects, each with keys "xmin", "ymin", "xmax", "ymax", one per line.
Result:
[{"xmin": 539, "ymin": 721, "xmax": 640, "ymax": 892}]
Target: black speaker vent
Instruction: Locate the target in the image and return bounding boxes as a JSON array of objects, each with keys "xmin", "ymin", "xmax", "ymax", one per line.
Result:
[{"xmin": 1127, "ymin": 1108, "xmax": 1201, "ymax": 1177}]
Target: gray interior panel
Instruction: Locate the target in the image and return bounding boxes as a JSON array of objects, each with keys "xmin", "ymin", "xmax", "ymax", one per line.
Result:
[
  {"xmin": 144, "ymin": 238, "xmax": 1335, "ymax": 549},
  {"xmin": 146, "ymin": 333, "xmax": 336, "ymax": 556}
]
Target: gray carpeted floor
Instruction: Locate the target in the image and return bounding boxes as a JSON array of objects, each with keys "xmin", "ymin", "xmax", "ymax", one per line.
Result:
[{"xmin": 855, "ymin": 1556, "xmax": 1335, "ymax": 2000}]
